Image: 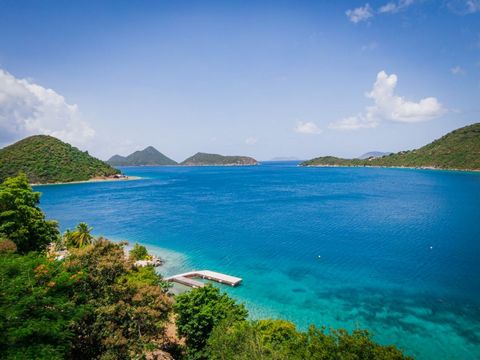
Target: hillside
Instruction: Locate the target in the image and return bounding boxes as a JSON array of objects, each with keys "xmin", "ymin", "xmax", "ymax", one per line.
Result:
[
  {"xmin": 358, "ymin": 151, "xmax": 391, "ymax": 159},
  {"xmin": 0, "ymin": 135, "xmax": 120, "ymax": 184},
  {"xmin": 301, "ymin": 123, "xmax": 480, "ymax": 170},
  {"xmin": 181, "ymin": 152, "xmax": 258, "ymax": 166},
  {"xmin": 107, "ymin": 146, "xmax": 177, "ymax": 166}
]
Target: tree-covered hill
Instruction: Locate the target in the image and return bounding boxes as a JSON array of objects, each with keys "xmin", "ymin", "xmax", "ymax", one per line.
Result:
[
  {"xmin": 107, "ymin": 146, "xmax": 177, "ymax": 166},
  {"xmin": 181, "ymin": 152, "xmax": 258, "ymax": 166},
  {"xmin": 301, "ymin": 123, "xmax": 480, "ymax": 170},
  {"xmin": 0, "ymin": 135, "xmax": 120, "ymax": 183}
]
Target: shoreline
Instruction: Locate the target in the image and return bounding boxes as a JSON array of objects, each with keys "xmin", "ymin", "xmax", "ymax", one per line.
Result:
[
  {"xmin": 300, "ymin": 164, "xmax": 480, "ymax": 173},
  {"xmin": 31, "ymin": 175, "xmax": 142, "ymax": 186}
]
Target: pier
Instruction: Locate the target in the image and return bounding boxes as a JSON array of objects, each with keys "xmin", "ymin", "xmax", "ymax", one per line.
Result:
[{"xmin": 165, "ymin": 270, "xmax": 242, "ymax": 288}]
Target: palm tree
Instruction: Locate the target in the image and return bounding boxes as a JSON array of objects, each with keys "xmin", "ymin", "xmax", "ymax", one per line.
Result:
[{"xmin": 68, "ymin": 223, "xmax": 94, "ymax": 248}]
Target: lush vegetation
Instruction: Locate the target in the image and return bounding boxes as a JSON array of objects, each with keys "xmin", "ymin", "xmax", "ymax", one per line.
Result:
[
  {"xmin": 207, "ymin": 319, "xmax": 410, "ymax": 360},
  {"xmin": 0, "ymin": 135, "xmax": 120, "ymax": 184},
  {"xmin": 181, "ymin": 152, "xmax": 258, "ymax": 166},
  {"xmin": 129, "ymin": 242, "xmax": 149, "ymax": 260},
  {"xmin": 108, "ymin": 146, "xmax": 178, "ymax": 166},
  {"xmin": 301, "ymin": 123, "xmax": 480, "ymax": 170},
  {"xmin": 0, "ymin": 173, "xmax": 58, "ymax": 253},
  {"xmin": 174, "ymin": 285, "xmax": 248, "ymax": 359},
  {"xmin": 0, "ymin": 174, "xmax": 412, "ymax": 359}
]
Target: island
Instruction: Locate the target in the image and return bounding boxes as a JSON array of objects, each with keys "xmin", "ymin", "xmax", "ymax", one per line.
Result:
[
  {"xmin": 107, "ymin": 146, "xmax": 177, "ymax": 166},
  {"xmin": 180, "ymin": 152, "xmax": 258, "ymax": 166},
  {"xmin": 0, "ymin": 135, "xmax": 123, "ymax": 184},
  {"xmin": 301, "ymin": 123, "xmax": 480, "ymax": 171}
]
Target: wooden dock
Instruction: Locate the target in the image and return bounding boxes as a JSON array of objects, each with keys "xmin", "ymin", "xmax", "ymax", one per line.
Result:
[{"xmin": 165, "ymin": 270, "xmax": 242, "ymax": 288}]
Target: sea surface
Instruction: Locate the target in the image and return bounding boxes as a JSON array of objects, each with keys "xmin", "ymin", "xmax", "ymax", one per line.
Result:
[{"xmin": 35, "ymin": 162, "xmax": 480, "ymax": 359}]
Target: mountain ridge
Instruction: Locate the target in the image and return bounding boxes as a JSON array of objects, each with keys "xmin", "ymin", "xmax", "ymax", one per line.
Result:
[
  {"xmin": 180, "ymin": 152, "xmax": 258, "ymax": 166},
  {"xmin": 108, "ymin": 146, "xmax": 177, "ymax": 166},
  {"xmin": 0, "ymin": 135, "xmax": 121, "ymax": 184},
  {"xmin": 301, "ymin": 123, "xmax": 480, "ymax": 171}
]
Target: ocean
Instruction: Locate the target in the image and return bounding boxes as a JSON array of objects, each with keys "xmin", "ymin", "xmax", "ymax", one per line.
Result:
[{"xmin": 34, "ymin": 162, "xmax": 480, "ymax": 359}]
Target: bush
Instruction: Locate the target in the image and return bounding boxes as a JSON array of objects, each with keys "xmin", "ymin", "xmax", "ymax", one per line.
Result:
[
  {"xmin": 129, "ymin": 242, "xmax": 149, "ymax": 261},
  {"xmin": 174, "ymin": 285, "xmax": 248, "ymax": 359}
]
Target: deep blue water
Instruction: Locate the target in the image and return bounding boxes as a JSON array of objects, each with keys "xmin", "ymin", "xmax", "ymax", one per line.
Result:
[{"xmin": 35, "ymin": 162, "xmax": 480, "ymax": 359}]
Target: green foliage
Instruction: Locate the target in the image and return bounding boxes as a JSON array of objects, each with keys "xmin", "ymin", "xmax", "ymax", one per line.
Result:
[
  {"xmin": 207, "ymin": 319, "xmax": 412, "ymax": 360},
  {"xmin": 0, "ymin": 173, "xmax": 59, "ymax": 253},
  {"xmin": 0, "ymin": 252, "xmax": 83, "ymax": 360},
  {"xmin": 64, "ymin": 238, "xmax": 172, "ymax": 359},
  {"xmin": 0, "ymin": 135, "xmax": 120, "ymax": 184},
  {"xmin": 64, "ymin": 222, "xmax": 94, "ymax": 248},
  {"xmin": 121, "ymin": 264, "xmax": 172, "ymax": 291},
  {"xmin": 108, "ymin": 146, "xmax": 178, "ymax": 166},
  {"xmin": 174, "ymin": 284, "xmax": 248, "ymax": 359},
  {"xmin": 129, "ymin": 242, "xmax": 149, "ymax": 260},
  {"xmin": 301, "ymin": 122, "xmax": 480, "ymax": 170},
  {"xmin": 181, "ymin": 152, "xmax": 258, "ymax": 166}
]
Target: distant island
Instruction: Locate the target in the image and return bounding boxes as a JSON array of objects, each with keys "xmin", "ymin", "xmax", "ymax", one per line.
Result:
[
  {"xmin": 358, "ymin": 151, "xmax": 391, "ymax": 160},
  {"xmin": 181, "ymin": 152, "xmax": 258, "ymax": 166},
  {"xmin": 0, "ymin": 135, "xmax": 122, "ymax": 184},
  {"xmin": 301, "ymin": 123, "xmax": 480, "ymax": 171},
  {"xmin": 107, "ymin": 146, "xmax": 177, "ymax": 166}
]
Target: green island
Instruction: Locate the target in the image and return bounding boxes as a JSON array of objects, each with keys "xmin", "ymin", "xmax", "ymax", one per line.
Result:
[
  {"xmin": 0, "ymin": 173, "xmax": 410, "ymax": 359},
  {"xmin": 301, "ymin": 123, "xmax": 480, "ymax": 171},
  {"xmin": 0, "ymin": 135, "xmax": 121, "ymax": 184},
  {"xmin": 181, "ymin": 152, "xmax": 258, "ymax": 166},
  {"xmin": 108, "ymin": 146, "xmax": 178, "ymax": 166}
]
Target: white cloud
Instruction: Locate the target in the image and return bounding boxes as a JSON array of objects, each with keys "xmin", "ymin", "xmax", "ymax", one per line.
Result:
[
  {"xmin": 329, "ymin": 71, "xmax": 445, "ymax": 131},
  {"xmin": 446, "ymin": 0, "xmax": 480, "ymax": 14},
  {"xmin": 0, "ymin": 68, "xmax": 95, "ymax": 146},
  {"xmin": 347, "ymin": 1, "xmax": 415, "ymax": 23},
  {"xmin": 294, "ymin": 121, "xmax": 322, "ymax": 134},
  {"xmin": 346, "ymin": 4, "xmax": 374, "ymax": 23},
  {"xmin": 451, "ymin": 66, "xmax": 466, "ymax": 75},
  {"xmin": 245, "ymin": 136, "xmax": 258, "ymax": 145},
  {"xmin": 379, "ymin": 0, "xmax": 415, "ymax": 13}
]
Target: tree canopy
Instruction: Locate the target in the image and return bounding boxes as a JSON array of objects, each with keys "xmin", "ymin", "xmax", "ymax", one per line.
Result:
[{"xmin": 0, "ymin": 173, "xmax": 59, "ymax": 253}]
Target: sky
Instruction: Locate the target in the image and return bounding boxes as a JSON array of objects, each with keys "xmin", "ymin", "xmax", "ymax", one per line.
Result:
[{"xmin": 0, "ymin": 0, "xmax": 479, "ymax": 161}]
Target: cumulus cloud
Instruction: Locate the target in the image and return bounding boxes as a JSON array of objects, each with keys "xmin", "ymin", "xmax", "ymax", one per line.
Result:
[
  {"xmin": 329, "ymin": 71, "xmax": 445, "ymax": 131},
  {"xmin": 0, "ymin": 68, "xmax": 95, "ymax": 146},
  {"xmin": 346, "ymin": 4, "xmax": 374, "ymax": 23},
  {"xmin": 451, "ymin": 66, "xmax": 466, "ymax": 75},
  {"xmin": 245, "ymin": 136, "xmax": 258, "ymax": 145},
  {"xmin": 294, "ymin": 121, "xmax": 322, "ymax": 134}
]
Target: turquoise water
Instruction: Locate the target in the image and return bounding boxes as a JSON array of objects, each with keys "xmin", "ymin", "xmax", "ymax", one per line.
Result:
[{"xmin": 35, "ymin": 163, "xmax": 480, "ymax": 359}]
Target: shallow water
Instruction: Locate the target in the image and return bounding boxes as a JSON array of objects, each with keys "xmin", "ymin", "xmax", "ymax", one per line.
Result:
[{"xmin": 35, "ymin": 162, "xmax": 480, "ymax": 359}]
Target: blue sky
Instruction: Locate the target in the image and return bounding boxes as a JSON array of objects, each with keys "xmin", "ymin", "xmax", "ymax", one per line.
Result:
[{"xmin": 0, "ymin": 0, "xmax": 479, "ymax": 161}]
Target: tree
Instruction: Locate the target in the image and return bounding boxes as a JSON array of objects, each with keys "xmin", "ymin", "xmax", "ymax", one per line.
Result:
[
  {"xmin": 64, "ymin": 238, "xmax": 172, "ymax": 359},
  {"xmin": 65, "ymin": 222, "xmax": 93, "ymax": 248},
  {"xmin": 129, "ymin": 242, "xmax": 149, "ymax": 261},
  {"xmin": 207, "ymin": 319, "xmax": 412, "ymax": 360},
  {"xmin": 0, "ymin": 252, "xmax": 82, "ymax": 359},
  {"xmin": 174, "ymin": 284, "xmax": 248, "ymax": 359},
  {"xmin": 0, "ymin": 173, "xmax": 59, "ymax": 253}
]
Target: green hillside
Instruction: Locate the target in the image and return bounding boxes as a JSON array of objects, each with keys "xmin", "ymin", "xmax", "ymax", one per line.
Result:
[
  {"xmin": 0, "ymin": 135, "xmax": 120, "ymax": 184},
  {"xmin": 181, "ymin": 152, "xmax": 258, "ymax": 166},
  {"xmin": 301, "ymin": 123, "xmax": 480, "ymax": 170},
  {"xmin": 107, "ymin": 146, "xmax": 177, "ymax": 166}
]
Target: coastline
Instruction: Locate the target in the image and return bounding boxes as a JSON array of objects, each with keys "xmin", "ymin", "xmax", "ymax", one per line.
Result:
[
  {"xmin": 300, "ymin": 164, "xmax": 480, "ymax": 173},
  {"xmin": 31, "ymin": 175, "xmax": 142, "ymax": 186}
]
